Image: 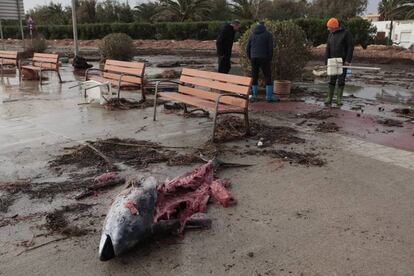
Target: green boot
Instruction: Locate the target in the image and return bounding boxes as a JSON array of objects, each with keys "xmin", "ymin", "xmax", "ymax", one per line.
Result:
[
  {"xmin": 325, "ymin": 85, "xmax": 335, "ymax": 106},
  {"xmin": 336, "ymin": 86, "xmax": 344, "ymax": 106}
]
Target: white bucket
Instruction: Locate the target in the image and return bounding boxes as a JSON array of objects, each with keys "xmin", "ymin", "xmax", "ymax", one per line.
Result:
[{"xmin": 327, "ymin": 58, "xmax": 343, "ymax": 76}]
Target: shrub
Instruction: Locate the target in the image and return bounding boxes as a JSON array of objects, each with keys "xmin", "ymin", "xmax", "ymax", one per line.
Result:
[
  {"xmin": 28, "ymin": 34, "xmax": 48, "ymax": 53},
  {"xmin": 239, "ymin": 20, "xmax": 310, "ymax": 81},
  {"xmin": 99, "ymin": 33, "xmax": 135, "ymax": 61},
  {"xmin": 343, "ymin": 17, "xmax": 376, "ymax": 49}
]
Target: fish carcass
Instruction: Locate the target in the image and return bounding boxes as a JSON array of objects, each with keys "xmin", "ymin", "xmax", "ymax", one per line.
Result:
[{"xmin": 99, "ymin": 160, "xmax": 237, "ymax": 261}]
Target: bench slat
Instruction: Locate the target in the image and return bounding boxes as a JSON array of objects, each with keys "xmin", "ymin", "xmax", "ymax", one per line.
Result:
[
  {"xmin": 31, "ymin": 62, "xmax": 58, "ymax": 69},
  {"xmin": 0, "ymin": 59, "xmax": 17, "ymax": 65},
  {"xmin": 182, "ymin": 68, "xmax": 252, "ymax": 87},
  {"xmin": 0, "ymin": 50, "xmax": 18, "ymax": 55},
  {"xmin": 180, "ymin": 75, "xmax": 250, "ymax": 95},
  {"xmin": 106, "ymin": 59, "xmax": 145, "ymax": 69},
  {"xmin": 103, "ymin": 72, "xmax": 142, "ymax": 84},
  {"xmin": 104, "ymin": 65, "xmax": 143, "ymax": 76},
  {"xmin": 33, "ymin": 57, "xmax": 59, "ymax": 64},
  {"xmin": 179, "ymin": 85, "xmax": 247, "ymax": 108},
  {"xmin": 89, "ymin": 75, "xmax": 141, "ymax": 88},
  {"xmin": 33, "ymin": 53, "xmax": 59, "ymax": 59},
  {"xmin": 0, "ymin": 54, "xmax": 18, "ymax": 59},
  {"xmin": 159, "ymin": 92, "xmax": 243, "ymax": 113}
]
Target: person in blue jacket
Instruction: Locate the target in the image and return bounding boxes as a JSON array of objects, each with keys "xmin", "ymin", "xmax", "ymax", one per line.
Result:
[{"xmin": 246, "ymin": 22, "xmax": 276, "ymax": 102}]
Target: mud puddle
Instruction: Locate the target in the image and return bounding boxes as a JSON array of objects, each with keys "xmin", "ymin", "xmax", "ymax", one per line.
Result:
[{"xmin": 296, "ymin": 81, "xmax": 414, "ymax": 105}]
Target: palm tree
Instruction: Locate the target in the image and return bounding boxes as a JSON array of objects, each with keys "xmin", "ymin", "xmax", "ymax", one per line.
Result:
[
  {"xmin": 231, "ymin": 0, "xmax": 268, "ymax": 20},
  {"xmin": 400, "ymin": 0, "xmax": 414, "ymax": 19},
  {"xmin": 378, "ymin": 0, "xmax": 406, "ymax": 45},
  {"xmin": 134, "ymin": 2, "xmax": 160, "ymax": 22},
  {"xmin": 159, "ymin": 0, "xmax": 212, "ymax": 22}
]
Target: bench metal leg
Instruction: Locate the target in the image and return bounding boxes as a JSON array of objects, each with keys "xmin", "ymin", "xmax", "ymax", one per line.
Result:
[
  {"xmin": 153, "ymin": 82, "xmax": 160, "ymax": 121},
  {"xmin": 211, "ymin": 112, "xmax": 219, "ymax": 142},
  {"xmin": 56, "ymin": 71, "xmax": 62, "ymax": 83},
  {"xmin": 244, "ymin": 111, "xmax": 250, "ymax": 136},
  {"xmin": 39, "ymin": 69, "xmax": 43, "ymax": 86},
  {"xmin": 117, "ymin": 86, "xmax": 121, "ymax": 100},
  {"xmin": 141, "ymin": 84, "xmax": 146, "ymax": 101}
]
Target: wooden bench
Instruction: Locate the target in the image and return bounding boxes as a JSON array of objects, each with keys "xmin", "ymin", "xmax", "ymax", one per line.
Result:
[
  {"xmin": 85, "ymin": 59, "xmax": 146, "ymax": 101},
  {"xmin": 21, "ymin": 53, "xmax": 62, "ymax": 84},
  {"xmin": 153, "ymin": 68, "xmax": 252, "ymax": 140},
  {"xmin": 0, "ymin": 50, "xmax": 20, "ymax": 76}
]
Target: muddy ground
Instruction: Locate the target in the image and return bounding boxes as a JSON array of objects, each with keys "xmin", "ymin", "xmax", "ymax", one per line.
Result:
[{"xmin": 1, "ymin": 47, "xmax": 414, "ymax": 275}]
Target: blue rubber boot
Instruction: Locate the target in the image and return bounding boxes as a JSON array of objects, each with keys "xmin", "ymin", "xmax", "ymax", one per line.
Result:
[
  {"xmin": 251, "ymin": 85, "xmax": 258, "ymax": 102},
  {"xmin": 266, "ymin": 85, "xmax": 278, "ymax": 102}
]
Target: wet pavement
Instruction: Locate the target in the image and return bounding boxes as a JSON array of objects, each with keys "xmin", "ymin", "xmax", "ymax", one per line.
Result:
[{"xmin": 1, "ymin": 57, "xmax": 414, "ymax": 275}]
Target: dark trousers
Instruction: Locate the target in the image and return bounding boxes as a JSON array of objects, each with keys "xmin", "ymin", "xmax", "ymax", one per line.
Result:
[
  {"xmin": 329, "ymin": 68, "xmax": 348, "ymax": 87},
  {"xmin": 251, "ymin": 58, "xmax": 272, "ymax": 85},
  {"xmin": 218, "ymin": 55, "xmax": 231, "ymax": 74}
]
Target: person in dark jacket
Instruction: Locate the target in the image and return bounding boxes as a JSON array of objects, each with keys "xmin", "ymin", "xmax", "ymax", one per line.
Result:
[
  {"xmin": 246, "ymin": 22, "xmax": 276, "ymax": 102},
  {"xmin": 325, "ymin": 18, "xmax": 354, "ymax": 106},
  {"xmin": 216, "ymin": 20, "xmax": 241, "ymax": 74}
]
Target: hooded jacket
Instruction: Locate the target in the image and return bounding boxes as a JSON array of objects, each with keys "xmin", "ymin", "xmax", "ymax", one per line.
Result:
[
  {"xmin": 325, "ymin": 27, "xmax": 354, "ymax": 64},
  {"xmin": 216, "ymin": 23, "xmax": 235, "ymax": 57},
  {"xmin": 246, "ymin": 24, "xmax": 274, "ymax": 59}
]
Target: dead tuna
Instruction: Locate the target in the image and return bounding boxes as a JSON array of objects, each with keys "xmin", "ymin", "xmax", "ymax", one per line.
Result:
[
  {"xmin": 99, "ymin": 177, "xmax": 158, "ymax": 261},
  {"xmin": 99, "ymin": 159, "xmax": 249, "ymax": 261}
]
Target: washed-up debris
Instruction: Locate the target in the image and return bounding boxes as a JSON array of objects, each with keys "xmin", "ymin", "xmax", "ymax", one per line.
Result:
[
  {"xmin": 50, "ymin": 138, "xmax": 218, "ymax": 174},
  {"xmin": 377, "ymin": 118, "xmax": 403, "ymax": 127},
  {"xmin": 103, "ymin": 98, "xmax": 165, "ymax": 110},
  {"xmin": 392, "ymin": 108, "xmax": 414, "ymax": 118},
  {"xmin": 316, "ymin": 122, "xmax": 341, "ymax": 133},
  {"xmin": 75, "ymin": 172, "xmax": 125, "ymax": 200},
  {"xmin": 0, "ymin": 195, "xmax": 16, "ymax": 213},
  {"xmin": 297, "ymin": 109, "xmax": 337, "ymax": 120},
  {"xmin": 50, "ymin": 139, "xmax": 174, "ymax": 172},
  {"xmin": 99, "ymin": 160, "xmax": 234, "ymax": 261},
  {"xmin": 157, "ymin": 61, "xmax": 181, "ymax": 68},
  {"xmin": 246, "ymin": 149, "xmax": 325, "ymax": 167},
  {"xmin": 45, "ymin": 203, "xmax": 93, "ymax": 237},
  {"xmin": 215, "ymin": 116, "xmax": 305, "ymax": 145},
  {"xmin": 160, "ymin": 69, "xmax": 180, "ymax": 79}
]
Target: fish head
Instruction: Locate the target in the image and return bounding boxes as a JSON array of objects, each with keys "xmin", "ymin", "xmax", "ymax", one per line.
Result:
[{"xmin": 99, "ymin": 176, "xmax": 158, "ymax": 261}]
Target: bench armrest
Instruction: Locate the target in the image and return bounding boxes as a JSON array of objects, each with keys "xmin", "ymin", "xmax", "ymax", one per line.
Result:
[
  {"xmin": 153, "ymin": 79, "xmax": 182, "ymax": 94},
  {"xmin": 85, "ymin": 68, "xmax": 103, "ymax": 81},
  {"xmin": 215, "ymin": 93, "xmax": 249, "ymax": 111}
]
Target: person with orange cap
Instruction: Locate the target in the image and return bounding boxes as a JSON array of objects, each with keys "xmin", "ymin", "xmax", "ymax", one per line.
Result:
[{"xmin": 325, "ymin": 18, "xmax": 354, "ymax": 106}]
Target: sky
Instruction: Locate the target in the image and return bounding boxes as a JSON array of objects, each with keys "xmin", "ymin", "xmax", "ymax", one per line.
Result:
[{"xmin": 23, "ymin": 0, "xmax": 382, "ymax": 14}]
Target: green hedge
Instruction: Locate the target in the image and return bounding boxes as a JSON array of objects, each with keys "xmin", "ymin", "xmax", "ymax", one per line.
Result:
[
  {"xmin": 294, "ymin": 17, "xmax": 376, "ymax": 48},
  {"xmin": 3, "ymin": 18, "xmax": 375, "ymax": 47},
  {"xmin": 3, "ymin": 21, "xmax": 252, "ymax": 41}
]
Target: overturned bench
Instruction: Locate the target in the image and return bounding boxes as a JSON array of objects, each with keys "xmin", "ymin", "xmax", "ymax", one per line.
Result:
[
  {"xmin": 86, "ymin": 59, "xmax": 146, "ymax": 101},
  {"xmin": 21, "ymin": 53, "xmax": 62, "ymax": 84},
  {"xmin": 153, "ymin": 68, "xmax": 252, "ymax": 141},
  {"xmin": 0, "ymin": 50, "xmax": 20, "ymax": 76}
]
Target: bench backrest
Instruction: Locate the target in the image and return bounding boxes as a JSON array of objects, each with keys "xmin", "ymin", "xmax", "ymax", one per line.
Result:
[
  {"xmin": 0, "ymin": 51, "xmax": 18, "ymax": 65},
  {"xmin": 103, "ymin": 59, "xmax": 145, "ymax": 85},
  {"xmin": 32, "ymin": 53, "xmax": 59, "ymax": 70},
  {"xmin": 179, "ymin": 68, "xmax": 252, "ymax": 109}
]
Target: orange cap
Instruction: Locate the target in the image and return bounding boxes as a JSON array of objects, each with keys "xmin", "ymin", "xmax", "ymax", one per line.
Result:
[{"xmin": 327, "ymin": 18, "xmax": 339, "ymax": 28}]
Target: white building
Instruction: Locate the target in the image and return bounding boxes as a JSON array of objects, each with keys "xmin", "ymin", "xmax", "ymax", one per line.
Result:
[{"xmin": 372, "ymin": 20, "xmax": 414, "ymax": 49}]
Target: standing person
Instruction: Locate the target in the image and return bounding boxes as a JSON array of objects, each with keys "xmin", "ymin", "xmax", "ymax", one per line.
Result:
[
  {"xmin": 216, "ymin": 19, "xmax": 241, "ymax": 74},
  {"xmin": 325, "ymin": 18, "xmax": 354, "ymax": 106},
  {"xmin": 246, "ymin": 22, "xmax": 276, "ymax": 102}
]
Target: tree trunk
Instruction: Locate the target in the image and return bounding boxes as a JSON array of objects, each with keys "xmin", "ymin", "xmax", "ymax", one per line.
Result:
[{"xmin": 388, "ymin": 20, "xmax": 393, "ymax": 46}]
